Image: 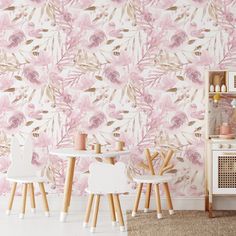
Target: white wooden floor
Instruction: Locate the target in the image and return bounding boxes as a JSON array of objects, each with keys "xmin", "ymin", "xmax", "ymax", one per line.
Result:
[{"xmin": 0, "ymin": 210, "xmax": 127, "ymax": 236}]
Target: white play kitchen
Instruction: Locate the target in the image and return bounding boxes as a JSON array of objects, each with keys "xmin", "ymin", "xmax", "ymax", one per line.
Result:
[{"xmin": 206, "ymin": 70, "xmax": 236, "ymax": 217}]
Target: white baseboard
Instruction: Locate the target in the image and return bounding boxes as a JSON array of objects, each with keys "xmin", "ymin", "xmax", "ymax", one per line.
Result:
[{"xmin": 1, "ymin": 194, "xmax": 236, "ymax": 212}]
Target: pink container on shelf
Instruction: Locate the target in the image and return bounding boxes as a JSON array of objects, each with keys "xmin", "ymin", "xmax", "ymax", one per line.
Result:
[
  {"xmin": 74, "ymin": 132, "xmax": 87, "ymax": 150},
  {"xmin": 220, "ymin": 123, "xmax": 231, "ymax": 135}
]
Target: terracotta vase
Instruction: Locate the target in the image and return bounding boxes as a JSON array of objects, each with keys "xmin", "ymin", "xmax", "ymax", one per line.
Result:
[{"xmin": 74, "ymin": 133, "xmax": 87, "ymax": 150}]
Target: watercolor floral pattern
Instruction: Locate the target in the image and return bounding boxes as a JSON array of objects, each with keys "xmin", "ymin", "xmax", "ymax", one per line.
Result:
[{"xmin": 0, "ymin": 0, "xmax": 235, "ymax": 196}]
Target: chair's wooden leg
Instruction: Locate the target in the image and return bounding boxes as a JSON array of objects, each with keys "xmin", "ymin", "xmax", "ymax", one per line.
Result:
[
  {"xmin": 19, "ymin": 183, "xmax": 28, "ymax": 219},
  {"xmin": 83, "ymin": 194, "xmax": 94, "ymax": 227},
  {"xmin": 29, "ymin": 183, "xmax": 36, "ymax": 213},
  {"xmin": 163, "ymin": 183, "xmax": 174, "ymax": 215},
  {"xmin": 107, "ymin": 194, "xmax": 116, "ymax": 225},
  {"xmin": 144, "ymin": 183, "xmax": 152, "ymax": 213},
  {"xmin": 90, "ymin": 195, "xmax": 100, "ymax": 233},
  {"xmin": 38, "ymin": 183, "xmax": 50, "ymax": 217},
  {"xmin": 132, "ymin": 183, "xmax": 143, "ymax": 217},
  {"xmin": 6, "ymin": 182, "xmax": 17, "ymax": 215},
  {"xmin": 154, "ymin": 184, "xmax": 162, "ymax": 219},
  {"xmin": 113, "ymin": 194, "xmax": 125, "ymax": 232},
  {"xmin": 60, "ymin": 157, "xmax": 76, "ymax": 222}
]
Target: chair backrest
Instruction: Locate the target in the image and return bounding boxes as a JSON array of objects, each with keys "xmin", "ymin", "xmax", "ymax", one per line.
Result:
[
  {"xmin": 145, "ymin": 148, "xmax": 174, "ymax": 176},
  {"xmin": 7, "ymin": 135, "xmax": 36, "ymax": 179},
  {"xmin": 88, "ymin": 161, "xmax": 129, "ymax": 194}
]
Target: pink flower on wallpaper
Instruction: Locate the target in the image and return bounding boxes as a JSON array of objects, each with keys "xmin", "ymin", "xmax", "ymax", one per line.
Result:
[
  {"xmin": 0, "ymin": 0, "xmax": 12, "ymax": 8},
  {"xmin": 26, "ymin": 103, "xmax": 43, "ymax": 120},
  {"xmin": 191, "ymin": 0, "xmax": 208, "ymax": 7},
  {"xmin": 0, "ymin": 156, "xmax": 10, "ymax": 172},
  {"xmin": 158, "ymin": 74, "xmax": 177, "ymax": 91},
  {"xmin": 32, "ymin": 51, "xmax": 52, "ymax": 66},
  {"xmin": 0, "ymin": 13, "xmax": 12, "ymax": 31},
  {"xmin": 7, "ymin": 30, "xmax": 24, "ymax": 49},
  {"xmin": 106, "ymin": 104, "xmax": 123, "ymax": 120},
  {"xmin": 196, "ymin": 50, "xmax": 213, "ymax": 66},
  {"xmin": 66, "ymin": 31, "xmax": 81, "ymax": 48},
  {"xmin": 77, "ymin": 158, "xmax": 93, "ymax": 173},
  {"xmin": 25, "ymin": 22, "xmax": 42, "ymax": 39},
  {"xmin": 75, "ymin": 75, "xmax": 95, "ymax": 91},
  {"xmin": 88, "ymin": 30, "xmax": 106, "ymax": 48},
  {"xmin": 111, "ymin": 0, "xmax": 127, "ymax": 7},
  {"xmin": 104, "ymin": 66, "xmax": 126, "ymax": 88},
  {"xmin": 87, "ymin": 111, "xmax": 106, "ymax": 130},
  {"xmin": 75, "ymin": 94, "xmax": 94, "ymax": 114},
  {"xmin": 105, "ymin": 22, "xmax": 123, "ymax": 38},
  {"xmin": 158, "ymin": 14, "xmax": 176, "ymax": 30},
  {"xmin": 188, "ymin": 22, "xmax": 205, "ymax": 38},
  {"xmin": 5, "ymin": 111, "xmax": 25, "ymax": 132},
  {"xmin": 184, "ymin": 147, "xmax": 203, "ymax": 166},
  {"xmin": 0, "ymin": 178, "xmax": 10, "ymax": 195},
  {"xmin": 28, "ymin": 0, "xmax": 46, "ymax": 6},
  {"xmin": 76, "ymin": 14, "xmax": 94, "ymax": 31},
  {"xmin": 156, "ymin": 95, "xmax": 176, "ymax": 112},
  {"xmin": 0, "ymin": 95, "xmax": 12, "ymax": 115},
  {"xmin": 111, "ymin": 50, "xmax": 131, "ymax": 66},
  {"xmin": 169, "ymin": 30, "xmax": 187, "ymax": 48},
  {"xmin": 187, "ymin": 103, "xmax": 204, "ymax": 120},
  {"xmin": 34, "ymin": 132, "xmax": 52, "ymax": 148},
  {"xmin": 0, "ymin": 78, "xmax": 13, "ymax": 90},
  {"xmin": 23, "ymin": 66, "xmax": 45, "ymax": 88},
  {"xmin": 78, "ymin": 0, "xmax": 94, "ymax": 8},
  {"xmin": 185, "ymin": 66, "xmax": 203, "ymax": 86},
  {"xmin": 169, "ymin": 111, "xmax": 187, "ymax": 130},
  {"xmin": 32, "ymin": 151, "xmax": 44, "ymax": 167}
]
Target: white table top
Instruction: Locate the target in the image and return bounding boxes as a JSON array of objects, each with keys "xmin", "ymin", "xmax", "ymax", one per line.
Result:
[{"xmin": 49, "ymin": 148, "xmax": 130, "ymax": 159}]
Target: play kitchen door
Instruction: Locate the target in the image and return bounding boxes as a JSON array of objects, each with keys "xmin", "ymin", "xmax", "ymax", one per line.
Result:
[{"xmin": 213, "ymin": 150, "xmax": 236, "ymax": 194}]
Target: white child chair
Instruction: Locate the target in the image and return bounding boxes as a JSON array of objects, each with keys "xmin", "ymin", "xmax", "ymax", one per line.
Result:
[
  {"xmin": 84, "ymin": 161, "xmax": 129, "ymax": 233},
  {"xmin": 6, "ymin": 135, "xmax": 50, "ymax": 219}
]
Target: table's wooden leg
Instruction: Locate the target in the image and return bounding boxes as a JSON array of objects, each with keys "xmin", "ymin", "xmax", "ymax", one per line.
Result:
[
  {"xmin": 29, "ymin": 183, "xmax": 36, "ymax": 213},
  {"xmin": 90, "ymin": 195, "xmax": 100, "ymax": 233},
  {"xmin": 144, "ymin": 183, "xmax": 152, "ymax": 213},
  {"xmin": 60, "ymin": 157, "xmax": 76, "ymax": 222}
]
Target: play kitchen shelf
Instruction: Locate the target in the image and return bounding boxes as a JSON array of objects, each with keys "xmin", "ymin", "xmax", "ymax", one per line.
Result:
[{"xmin": 205, "ymin": 70, "xmax": 236, "ymax": 218}]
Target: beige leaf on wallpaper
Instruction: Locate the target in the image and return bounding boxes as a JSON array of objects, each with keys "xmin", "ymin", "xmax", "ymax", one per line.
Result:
[
  {"xmin": 166, "ymin": 6, "xmax": 177, "ymax": 11},
  {"xmin": 107, "ymin": 39, "xmax": 114, "ymax": 45},
  {"xmin": 188, "ymin": 39, "xmax": 195, "ymax": 45},
  {"xmin": 85, "ymin": 88, "xmax": 96, "ymax": 92},
  {"xmin": 177, "ymin": 76, "xmax": 184, "ymax": 81},
  {"xmin": 85, "ymin": 6, "xmax": 96, "ymax": 11},
  {"xmin": 107, "ymin": 121, "xmax": 114, "ymax": 126},
  {"xmin": 28, "ymin": 7, "xmax": 36, "ymax": 21},
  {"xmin": 188, "ymin": 121, "xmax": 195, "ymax": 126},
  {"xmin": 45, "ymin": 86, "xmax": 54, "ymax": 101},
  {"xmin": 166, "ymin": 88, "xmax": 177, "ymax": 92},
  {"xmin": 126, "ymin": 4, "xmax": 135, "ymax": 19},
  {"xmin": 15, "ymin": 75, "xmax": 22, "ymax": 81},
  {"xmin": 195, "ymin": 133, "xmax": 202, "ymax": 137},
  {"xmin": 177, "ymin": 157, "xmax": 184, "ymax": 162},
  {"xmin": 46, "ymin": 4, "xmax": 54, "ymax": 19},
  {"xmin": 4, "ymin": 88, "xmax": 15, "ymax": 92},
  {"xmin": 95, "ymin": 75, "xmax": 103, "ymax": 81},
  {"xmin": 26, "ymin": 40, "xmax": 33, "ymax": 45},
  {"xmin": 4, "ymin": 6, "xmax": 15, "ymax": 11},
  {"xmin": 26, "ymin": 121, "xmax": 33, "ymax": 126}
]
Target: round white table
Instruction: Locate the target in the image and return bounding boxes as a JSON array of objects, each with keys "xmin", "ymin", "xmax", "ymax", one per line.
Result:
[{"xmin": 49, "ymin": 148, "xmax": 130, "ymax": 222}]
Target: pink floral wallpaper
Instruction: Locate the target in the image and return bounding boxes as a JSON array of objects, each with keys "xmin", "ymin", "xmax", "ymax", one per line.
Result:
[{"xmin": 0, "ymin": 0, "xmax": 235, "ymax": 197}]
